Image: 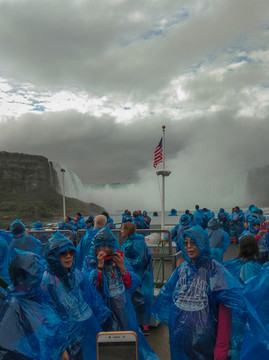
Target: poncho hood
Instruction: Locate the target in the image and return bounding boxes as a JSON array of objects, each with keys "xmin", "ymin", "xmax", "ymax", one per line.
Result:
[
  {"xmin": 207, "ymin": 218, "xmax": 219, "ymax": 231},
  {"xmin": 10, "ymin": 219, "xmax": 25, "ymax": 236},
  {"xmin": 179, "ymin": 226, "xmax": 211, "ymax": 265},
  {"xmin": 9, "ymin": 249, "xmax": 44, "ymax": 289},
  {"xmin": 91, "ymin": 226, "xmax": 119, "ymax": 253},
  {"xmin": 33, "ymin": 221, "xmax": 44, "ymax": 230},
  {"xmin": 44, "ymin": 231, "xmax": 76, "ymax": 288},
  {"xmin": 179, "ymin": 214, "xmax": 192, "ymax": 227},
  {"xmin": 247, "ymin": 216, "xmax": 261, "ymax": 234}
]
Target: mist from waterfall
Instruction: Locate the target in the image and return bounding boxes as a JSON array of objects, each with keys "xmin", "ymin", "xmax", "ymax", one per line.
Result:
[{"xmin": 52, "ymin": 161, "xmax": 249, "ymax": 213}]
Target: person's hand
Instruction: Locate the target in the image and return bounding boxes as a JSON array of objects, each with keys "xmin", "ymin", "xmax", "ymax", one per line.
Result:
[
  {"xmin": 258, "ymin": 230, "xmax": 266, "ymax": 237},
  {"xmin": 60, "ymin": 350, "xmax": 69, "ymax": 360},
  {"xmin": 113, "ymin": 251, "xmax": 126, "ymax": 274},
  {"xmin": 97, "ymin": 250, "xmax": 107, "ymax": 268}
]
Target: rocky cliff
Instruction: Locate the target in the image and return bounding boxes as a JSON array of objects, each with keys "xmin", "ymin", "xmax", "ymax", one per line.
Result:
[{"xmin": 0, "ymin": 151, "xmax": 105, "ymax": 223}]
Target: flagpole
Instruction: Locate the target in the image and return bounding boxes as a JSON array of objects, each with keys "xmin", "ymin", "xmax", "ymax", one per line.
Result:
[
  {"xmin": 155, "ymin": 125, "xmax": 171, "ymax": 231},
  {"xmin": 161, "ymin": 125, "xmax": 166, "ymax": 230},
  {"xmin": 61, "ymin": 168, "xmax": 66, "ymax": 220}
]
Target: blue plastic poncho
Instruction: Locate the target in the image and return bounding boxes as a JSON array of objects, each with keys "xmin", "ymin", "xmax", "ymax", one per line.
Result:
[
  {"xmin": 230, "ymin": 209, "xmax": 244, "ymax": 239},
  {"xmin": 76, "ymin": 228, "xmax": 100, "ymax": 270},
  {"xmin": 165, "ymin": 214, "xmax": 192, "ymax": 245},
  {"xmin": 218, "ymin": 208, "xmax": 230, "ymax": 234},
  {"xmin": 0, "ymin": 249, "xmax": 67, "ymax": 360},
  {"xmin": 239, "ymin": 216, "xmax": 260, "ymax": 239},
  {"xmin": 9, "ymin": 219, "xmax": 43, "ymax": 258},
  {"xmin": 58, "ymin": 218, "xmax": 76, "ymax": 235},
  {"xmin": 106, "ymin": 216, "xmax": 115, "ymax": 229},
  {"xmin": 193, "ymin": 209, "xmax": 206, "ymax": 228},
  {"xmin": 203, "ymin": 209, "xmax": 215, "ymax": 225},
  {"xmin": 174, "ymin": 214, "xmax": 193, "ymax": 252},
  {"xmin": 31, "ymin": 221, "xmax": 45, "ymax": 230},
  {"xmin": 42, "ymin": 231, "xmax": 110, "ymax": 360},
  {"xmin": 58, "ymin": 220, "xmax": 75, "ymax": 231},
  {"xmin": 121, "ymin": 232, "xmax": 154, "ymax": 325},
  {"xmin": 143, "ymin": 210, "xmax": 152, "ymax": 226},
  {"xmin": 240, "ymin": 267, "xmax": 269, "ymax": 359},
  {"xmin": 240, "ymin": 217, "xmax": 269, "ymax": 263},
  {"xmin": 151, "ymin": 226, "xmax": 246, "ymax": 360},
  {"xmin": 222, "ymin": 258, "xmax": 262, "ymax": 284},
  {"xmin": 122, "ymin": 214, "xmax": 132, "ymax": 224},
  {"xmin": 168, "ymin": 208, "xmax": 178, "ymax": 216},
  {"xmin": 206, "ymin": 218, "xmax": 230, "ymax": 262},
  {"xmin": 30, "ymin": 221, "xmax": 49, "ymax": 244},
  {"xmin": 83, "ymin": 227, "xmax": 160, "ymax": 360},
  {"xmin": 0, "ymin": 231, "xmax": 11, "ymax": 284},
  {"xmin": 76, "ymin": 216, "xmax": 87, "ymax": 230},
  {"xmin": 243, "ymin": 205, "xmax": 255, "ymax": 223},
  {"xmin": 132, "ymin": 216, "xmax": 150, "ymax": 230}
]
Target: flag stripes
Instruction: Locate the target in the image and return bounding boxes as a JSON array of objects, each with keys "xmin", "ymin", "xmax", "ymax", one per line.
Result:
[{"xmin": 153, "ymin": 138, "xmax": 163, "ymax": 168}]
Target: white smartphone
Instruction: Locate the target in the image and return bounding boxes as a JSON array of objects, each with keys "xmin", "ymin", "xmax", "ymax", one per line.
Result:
[{"xmin": 96, "ymin": 331, "xmax": 138, "ymax": 360}]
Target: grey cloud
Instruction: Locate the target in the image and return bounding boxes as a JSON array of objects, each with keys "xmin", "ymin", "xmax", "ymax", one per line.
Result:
[
  {"xmin": 0, "ymin": 0, "xmax": 268, "ymax": 98},
  {"xmin": 0, "ymin": 112, "xmax": 186, "ymax": 183},
  {"xmin": 1, "ymin": 110, "xmax": 268, "ymax": 187}
]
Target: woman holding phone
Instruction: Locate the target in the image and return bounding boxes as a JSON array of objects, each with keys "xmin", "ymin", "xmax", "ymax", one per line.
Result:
[{"xmin": 83, "ymin": 226, "xmax": 160, "ymax": 360}]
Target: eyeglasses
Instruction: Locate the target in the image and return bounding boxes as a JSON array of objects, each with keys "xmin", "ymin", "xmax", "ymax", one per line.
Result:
[
  {"xmin": 183, "ymin": 240, "xmax": 197, "ymax": 248},
  {"xmin": 60, "ymin": 249, "xmax": 75, "ymax": 257}
]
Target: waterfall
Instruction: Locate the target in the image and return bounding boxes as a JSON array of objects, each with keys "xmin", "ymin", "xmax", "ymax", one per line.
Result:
[
  {"xmin": 51, "ymin": 161, "xmax": 86, "ymax": 200},
  {"xmin": 208, "ymin": 172, "xmax": 248, "ymax": 207},
  {"xmin": 49, "ymin": 160, "xmax": 254, "ymax": 212}
]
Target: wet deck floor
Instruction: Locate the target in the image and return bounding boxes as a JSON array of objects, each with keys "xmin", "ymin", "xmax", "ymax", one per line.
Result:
[{"xmin": 145, "ymin": 243, "xmax": 240, "ymax": 360}]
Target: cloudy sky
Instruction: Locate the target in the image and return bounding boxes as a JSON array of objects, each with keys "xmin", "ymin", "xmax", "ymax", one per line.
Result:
[{"xmin": 1, "ymin": 0, "xmax": 269, "ymax": 211}]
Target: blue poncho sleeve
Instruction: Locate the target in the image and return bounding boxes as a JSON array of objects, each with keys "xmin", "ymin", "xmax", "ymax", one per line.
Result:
[
  {"xmin": 222, "ymin": 230, "xmax": 230, "ymax": 252},
  {"xmin": 0, "ymin": 295, "xmax": 68, "ymax": 360},
  {"xmin": 239, "ymin": 261, "xmax": 262, "ymax": 283},
  {"xmin": 0, "ymin": 233, "xmax": 11, "ymax": 284},
  {"xmin": 151, "ymin": 266, "xmax": 179, "ymax": 326},
  {"xmin": 80, "ymin": 271, "xmax": 111, "ymax": 325},
  {"xmin": 240, "ymin": 267, "xmax": 269, "ymax": 360}
]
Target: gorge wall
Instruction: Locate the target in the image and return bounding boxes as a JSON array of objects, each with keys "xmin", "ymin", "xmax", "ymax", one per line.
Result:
[{"xmin": 0, "ymin": 151, "xmax": 104, "ymax": 222}]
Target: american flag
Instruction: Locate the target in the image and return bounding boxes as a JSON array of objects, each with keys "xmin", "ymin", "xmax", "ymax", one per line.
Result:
[{"xmin": 153, "ymin": 138, "xmax": 163, "ymax": 168}]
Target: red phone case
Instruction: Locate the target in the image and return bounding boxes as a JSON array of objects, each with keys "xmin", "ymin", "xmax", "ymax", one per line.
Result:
[
  {"xmin": 115, "ymin": 250, "xmax": 124, "ymax": 256},
  {"xmin": 260, "ymin": 221, "xmax": 267, "ymax": 231},
  {"xmin": 104, "ymin": 252, "xmax": 114, "ymax": 261}
]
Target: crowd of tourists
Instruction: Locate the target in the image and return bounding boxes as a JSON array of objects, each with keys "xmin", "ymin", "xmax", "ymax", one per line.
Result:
[{"xmin": 0, "ymin": 203, "xmax": 268, "ymax": 360}]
